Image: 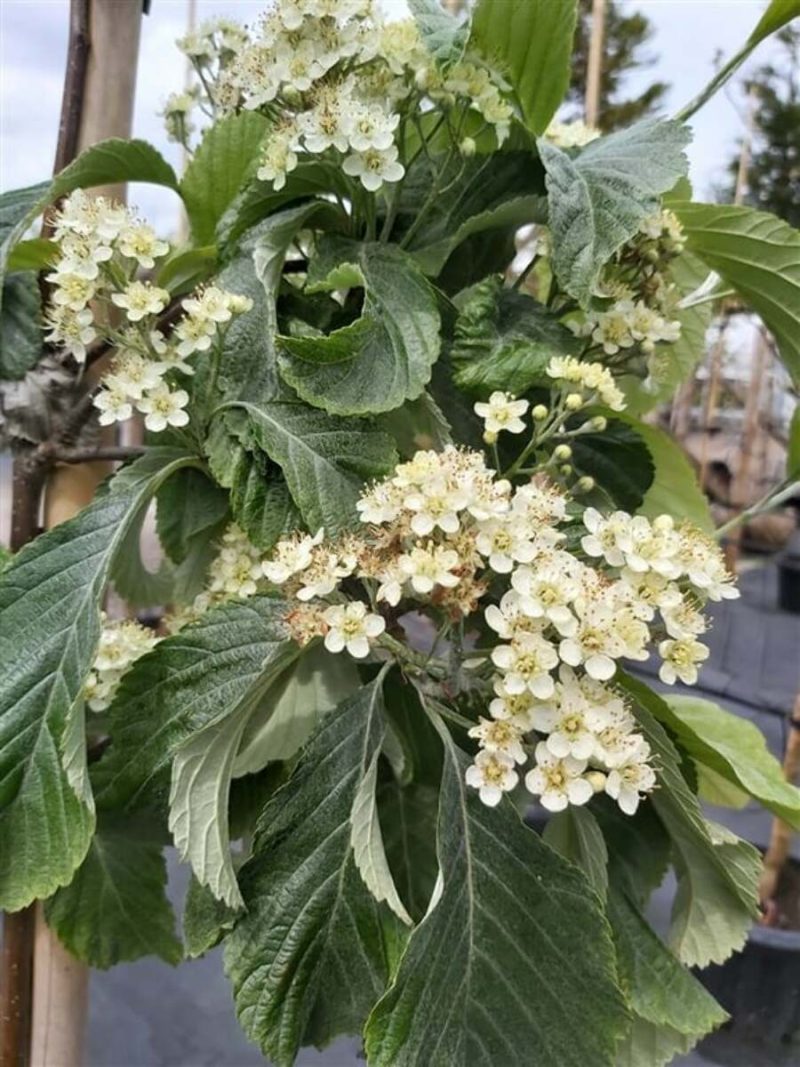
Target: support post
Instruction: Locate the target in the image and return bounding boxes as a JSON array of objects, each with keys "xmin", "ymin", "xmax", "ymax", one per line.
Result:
[{"xmin": 584, "ymin": 0, "xmax": 606, "ymax": 128}]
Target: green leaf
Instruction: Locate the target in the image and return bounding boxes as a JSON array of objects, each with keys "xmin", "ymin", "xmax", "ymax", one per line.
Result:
[
  {"xmin": 168, "ymin": 620, "xmax": 298, "ymax": 910},
  {"xmin": 228, "ymin": 447, "xmax": 300, "ymax": 551},
  {"xmin": 657, "ymin": 694, "xmax": 800, "ymax": 830},
  {"xmin": 6, "ymin": 237, "xmax": 57, "ymax": 273},
  {"xmin": 608, "ymin": 885, "xmax": 727, "ymax": 1065},
  {"xmin": 156, "ymin": 467, "xmax": 230, "ymax": 565},
  {"xmin": 1, "ymin": 271, "xmax": 42, "ymax": 379},
  {"xmin": 93, "ymin": 596, "xmax": 293, "ymax": 813},
  {"xmin": 183, "ymin": 874, "xmax": 238, "ymax": 958},
  {"xmin": 0, "ymin": 182, "xmax": 50, "ymax": 317},
  {"xmin": 696, "ymin": 763, "xmax": 750, "ymax": 810},
  {"xmin": 789, "ymin": 406, "xmax": 800, "ymax": 478},
  {"xmin": 49, "ymin": 138, "xmax": 178, "ymax": 199},
  {"xmin": 217, "ymin": 161, "xmax": 351, "ymax": 255},
  {"xmin": 157, "ymin": 245, "xmax": 217, "ymax": 295},
  {"xmin": 235, "ymin": 399, "xmax": 396, "ymax": 535},
  {"xmin": 224, "ymin": 678, "xmax": 401, "ymax": 1066},
  {"xmin": 676, "ymin": 0, "xmax": 800, "ymax": 121},
  {"xmin": 619, "ymin": 673, "xmax": 760, "ymax": 967},
  {"xmin": 615, "ymin": 414, "xmax": 713, "ymax": 532},
  {"xmin": 364, "ymin": 718, "xmax": 629, "ymax": 1066},
  {"xmin": 0, "ymin": 448, "xmax": 197, "ymax": 910},
  {"xmin": 615, "ymin": 1017, "xmax": 698, "ymax": 1067},
  {"xmin": 181, "ymin": 112, "xmax": 270, "ymax": 245},
  {"xmin": 44, "ymin": 815, "xmax": 181, "ymax": 969},
  {"xmin": 539, "ymin": 120, "xmax": 691, "ymax": 305},
  {"xmin": 571, "ymin": 418, "xmax": 654, "ymax": 512},
  {"xmin": 408, "ymin": 0, "xmax": 468, "ymax": 64},
  {"xmin": 450, "ymin": 277, "xmax": 574, "ymax": 395},
  {"xmin": 233, "ymin": 643, "xmax": 358, "ymax": 775},
  {"xmin": 278, "ymin": 240, "xmax": 441, "ymax": 416},
  {"xmin": 673, "ymin": 202, "xmax": 800, "ymax": 384},
  {"xmin": 543, "ymin": 805, "xmax": 609, "ymax": 900},
  {"xmin": 382, "ymin": 392, "xmax": 452, "ymax": 458},
  {"xmin": 470, "ymin": 0, "xmax": 578, "ymax": 134},
  {"xmin": 378, "ymin": 780, "xmax": 440, "ymax": 924}
]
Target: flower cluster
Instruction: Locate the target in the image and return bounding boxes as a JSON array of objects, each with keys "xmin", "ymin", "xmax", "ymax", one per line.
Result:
[
  {"xmin": 44, "ymin": 190, "xmax": 253, "ymax": 433},
  {"xmin": 83, "ymin": 616, "xmax": 158, "ymax": 711},
  {"xmin": 252, "ymin": 420, "xmax": 735, "ymax": 815},
  {"xmin": 172, "ymin": 0, "xmax": 512, "ymax": 194},
  {"xmin": 544, "ymin": 119, "xmax": 600, "ymax": 149}
]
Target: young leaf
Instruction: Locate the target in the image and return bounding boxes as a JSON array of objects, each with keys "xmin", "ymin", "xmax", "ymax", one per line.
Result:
[
  {"xmin": 571, "ymin": 419, "xmax": 654, "ymax": 512},
  {"xmin": 349, "ymin": 677, "xmax": 414, "ymax": 926},
  {"xmin": 278, "ymin": 240, "xmax": 441, "ymax": 416},
  {"xmin": 180, "ymin": 111, "xmax": 270, "ymax": 245},
  {"xmin": 169, "ymin": 652, "xmax": 300, "ymax": 911},
  {"xmin": 450, "ymin": 277, "xmax": 574, "ymax": 395},
  {"xmin": 620, "ymin": 673, "xmax": 760, "ymax": 967},
  {"xmin": 0, "ymin": 448, "xmax": 197, "ymax": 910},
  {"xmin": 235, "ymin": 399, "xmax": 397, "ymax": 535},
  {"xmin": 233, "ymin": 643, "xmax": 359, "ymax": 775},
  {"xmin": 364, "ymin": 721, "xmax": 629, "ymax": 1067},
  {"xmin": 543, "ymin": 805, "xmax": 609, "ymax": 900},
  {"xmin": 93, "ymin": 596, "xmax": 294, "ymax": 812},
  {"xmin": 44, "ymin": 815, "xmax": 182, "ymax": 969},
  {"xmin": 408, "ymin": 0, "xmax": 468, "ymax": 65},
  {"xmin": 539, "ymin": 120, "xmax": 691, "ymax": 305},
  {"xmin": 658, "ymin": 694, "xmax": 800, "ymax": 829},
  {"xmin": 224, "ymin": 678, "xmax": 403, "ymax": 1066},
  {"xmin": 470, "ymin": 0, "xmax": 578, "ymax": 135},
  {"xmin": 156, "ymin": 466, "xmax": 230, "ymax": 565},
  {"xmin": 672, "ymin": 202, "xmax": 800, "ymax": 384},
  {"xmin": 608, "ymin": 885, "xmax": 727, "ymax": 1065}
]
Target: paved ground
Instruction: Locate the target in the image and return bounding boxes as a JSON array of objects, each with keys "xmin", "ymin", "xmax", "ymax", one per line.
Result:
[{"xmin": 79, "ymin": 562, "xmax": 799, "ymax": 1066}]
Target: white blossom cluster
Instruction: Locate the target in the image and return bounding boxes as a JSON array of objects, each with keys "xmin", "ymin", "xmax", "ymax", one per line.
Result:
[
  {"xmin": 253, "ymin": 423, "xmax": 736, "ymax": 816},
  {"xmin": 544, "ymin": 119, "xmax": 600, "ymax": 149},
  {"xmin": 572, "ymin": 296, "xmax": 682, "ymax": 358},
  {"xmin": 170, "ymin": 0, "xmax": 513, "ymax": 194},
  {"xmin": 45, "ymin": 190, "xmax": 253, "ymax": 433},
  {"xmin": 83, "ymin": 616, "xmax": 159, "ymax": 711}
]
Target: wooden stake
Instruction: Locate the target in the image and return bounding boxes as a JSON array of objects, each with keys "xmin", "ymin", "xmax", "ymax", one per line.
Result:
[{"xmin": 585, "ymin": 0, "xmax": 606, "ymax": 128}]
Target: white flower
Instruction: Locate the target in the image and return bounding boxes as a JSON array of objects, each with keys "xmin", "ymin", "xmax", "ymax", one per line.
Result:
[
  {"xmin": 111, "ymin": 281, "xmax": 169, "ymax": 322},
  {"xmin": 323, "ymin": 601, "xmax": 385, "ymax": 659},
  {"xmin": 485, "ymin": 590, "xmax": 538, "ymax": 641},
  {"xmin": 94, "ymin": 386, "xmax": 133, "ymax": 426},
  {"xmin": 44, "ymin": 306, "xmax": 96, "ymax": 362},
  {"xmin": 357, "ymin": 481, "xmax": 401, "ymax": 525},
  {"xmin": 296, "ymin": 550, "xmax": 353, "ymax": 601},
  {"xmin": 374, "ymin": 560, "xmax": 405, "ymax": 606},
  {"xmin": 136, "ymin": 386, "xmax": 189, "ymax": 432},
  {"xmin": 345, "ymin": 101, "xmax": 399, "ymax": 152},
  {"xmin": 105, "ymin": 352, "xmax": 165, "ymax": 401},
  {"xmin": 605, "ymin": 747, "xmax": 656, "ymax": 815},
  {"xmin": 474, "ymin": 515, "xmax": 538, "ymax": 573},
  {"xmin": 580, "ymin": 507, "xmax": 631, "ymax": 568},
  {"xmin": 174, "ymin": 314, "xmax": 216, "ymax": 358},
  {"xmin": 117, "ymin": 224, "xmax": 169, "ymax": 268},
  {"xmin": 511, "ymin": 555, "xmax": 580, "ymax": 634},
  {"xmin": 545, "ymin": 119, "xmax": 600, "ymax": 148},
  {"xmin": 404, "ymin": 478, "xmax": 469, "ymax": 536},
  {"xmin": 491, "ymin": 631, "xmax": 559, "ymax": 699},
  {"xmin": 262, "ymin": 529, "xmax": 324, "ymax": 584},
  {"xmin": 465, "ymin": 749, "xmax": 518, "ymax": 807},
  {"xmin": 524, "ymin": 743, "xmax": 592, "ymax": 812},
  {"xmin": 207, "ymin": 525, "xmax": 264, "ymax": 599},
  {"xmin": 257, "ymin": 127, "xmax": 299, "ymax": 190},
  {"xmin": 558, "ymin": 600, "xmax": 621, "ymax": 681},
  {"xmin": 489, "ymin": 677, "xmax": 539, "ymax": 731},
  {"xmin": 398, "ymin": 543, "xmax": 460, "ymax": 595},
  {"xmin": 468, "ymin": 717, "xmax": 527, "ymax": 764},
  {"xmin": 622, "ymin": 515, "xmax": 681, "ymax": 578},
  {"xmin": 48, "ymin": 271, "xmax": 96, "ymax": 311},
  {"xmin": 473, "ymin": 392, "xmax": 529, "ymax": 436},
  {"xmin": 592, "ymin": 306, "xmax": 634, "ymax": 356},
  {"xmin": 342, "ymin": 145, "xmax": 404, "ymax": 192},
  {"xmin": 658, "ymin": 637, "xmax": 709, "ymax": 686}
]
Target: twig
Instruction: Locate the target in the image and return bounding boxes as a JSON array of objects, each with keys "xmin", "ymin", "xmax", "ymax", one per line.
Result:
[
  {"xmin": 84, "ymin": 300, "xmax": 184, "ymax": 369},
  {"xmin": 38, "ymin": 445, "xmax": 145, "ymax": 465}
]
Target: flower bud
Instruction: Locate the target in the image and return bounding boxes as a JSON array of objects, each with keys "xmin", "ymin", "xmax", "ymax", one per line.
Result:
[
  {"xmin": 577, "ymin": 475, "xmax": 595, "ymax": 492},
  {"xmin": 591, "ymin": 415, "xmax": 607, "ymax": 432},
  {"xmin": 553, "ymin": 444, "xmax": 572, "ymax": 462},
  {"xmin": 483, "ymin": 429, "xmax": 498, "ymax": 445},
  {"xmin": 560, "ymin": 464, "xmax": 572, "ymax": 476},
  {"xmin": 532, "ymin": 404, "xmax": 548, "ymax": 421},
  {"xmin": 565, "ymin": 392, "xmax": 583, "ymax": 411},
  {"xmin": 586, "ymin": 771, "xmax": 607, "ymax": 793},
  {"xmin": 459, "ymin": 136, "xmax": 477, "ymax": 158}
]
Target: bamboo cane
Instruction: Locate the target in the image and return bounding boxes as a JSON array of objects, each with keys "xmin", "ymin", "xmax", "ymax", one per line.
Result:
[{"xmin": 584, "ymin": 0, "xmax": 606, "ymax": 128}]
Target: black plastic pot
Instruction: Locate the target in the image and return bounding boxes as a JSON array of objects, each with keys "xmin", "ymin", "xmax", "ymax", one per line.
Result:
[{"xmin": 698, "ymin": 922, "xmax": 800, "ymax": 1066}]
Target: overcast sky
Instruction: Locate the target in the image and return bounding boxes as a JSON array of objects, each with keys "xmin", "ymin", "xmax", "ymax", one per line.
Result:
[{"xmin": 0, "ymin": 0, "xmax": 782, "ymax": 236}]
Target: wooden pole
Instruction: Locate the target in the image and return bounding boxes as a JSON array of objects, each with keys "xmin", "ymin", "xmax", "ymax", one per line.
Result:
[
  {"xmin": 28, "ymin": 3, "xmax": 144, "ymax": 1066},
  {"xmin": 584, "ymin": 0, "xmax": 607, "ymax": 128}
]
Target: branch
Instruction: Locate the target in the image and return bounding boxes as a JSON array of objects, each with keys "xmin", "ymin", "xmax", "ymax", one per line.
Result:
[{"xmin": 39, "ymin": 444, "xmax": 145, "ymax": 465}]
